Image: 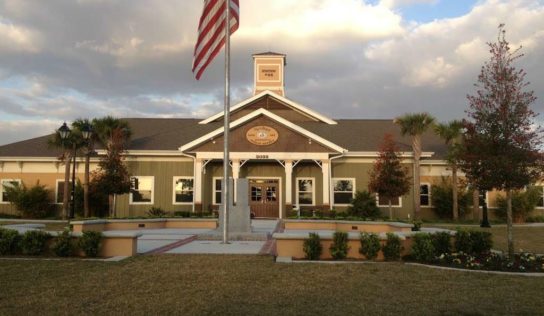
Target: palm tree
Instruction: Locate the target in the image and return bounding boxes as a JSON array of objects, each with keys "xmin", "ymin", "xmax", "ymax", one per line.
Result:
[
  {"xmin": 48, "ymin": 124, "xmax": 85, "ymax": 219},
  {"xmin": 92, "ymin": 116, "xmax": 132, "ymax": 217},
  {"xmin": 434, "ymin": 120, "xmax": 463, "ymax": 221},
  {"xmin": 394, "ymin": 113, "xmax": 435, "ymax": 219},
  {"xmin": 72, "ymin": 119, "xmax": 95, "ymax": 218}
]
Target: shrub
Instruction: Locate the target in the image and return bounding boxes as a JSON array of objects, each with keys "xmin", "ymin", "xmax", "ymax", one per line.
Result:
[
  {"xmin": 4, "ymin": 182, "xmax": 53, "ymax": 218},
  {"xmin": 495, "ymin": 187, "xmax": 541, "ymax": 222},
  {"xmin": 330, "ymin": 231, "xmax": 349, "ymax": 260},
  {"xmin": 20, "ymin": 230, "xmax": 50, "ymax": 255},
  {"xmin": 52, "ymin": 229, "xmax": 74, "ymax": 257},
  {"xmin": 347, "ymin": 191, "xmax": 381, "ymax": 219},
  {"xmin": 79, "ymin": 231, "xmax": 103, "ymax": 257},
  {"xmin": 147, "ymin": 207, "xmax": 167, "ymax": 217},
  {"xmin": 526, "ymin": 215, "xmax": 544, "ymax": 223},
  {"xmin": 431, "ymin": 231, "xmax": 451, "ymax": 256},
  {"xmin": 0, "ymin": 228, "xmax": 20, "ymax": 255},
  {"xmin": 411, "ymin": 220, "xmax": 422, "ymax": 231},
  {"xmin": 174, "ymin": 211, "xmax": 192, "ymax": 218},
  {"xmin": 454, "ymin": 229, "xmax": 472, "ymax": 253},
  {"xmin": 359, "ymin": 232, "xmax": 381, "ymax": 260},
  {"xmin": 431, "ymin": 177, "xmax": 471, "ymax": 219},
  {"xmin": 470, "ymin": 231, "xmax": 493, "ymax": 254},
  {"xmin": 411, "ymin": 233, "xmax": 435, "ymax": 262},
  {"xmin": 382, "ymin": 232, "xmax": 402, "ymax": 261},
  {"xmin": 303, "ymin": 233, "xmax": 322, "ymax": 260}
]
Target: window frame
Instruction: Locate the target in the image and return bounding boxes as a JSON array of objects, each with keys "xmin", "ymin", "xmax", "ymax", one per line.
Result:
[
  {"xmin": 172, "ymin": 176, "xmax": 194, "ymax": 205},
  {"xmin": 535, "ymin": 185, "xmax": 544, "ymax": 208},
  {"xmin": 0, "ymin": 179, "xmax": 22, "ymax": 204},
  {"xmin": 212, "ymin": 177, "xmax": 222, "ymax": 205},
  {"xmin": 376, "ymin": 194, "xmax": 403, "ymax": 208},
  {"xmin": 420, "ymin": 183, "xmax": 431, "ymax": 207},
  {"xmin": 129, "ymin": 176, "xmax": 155, "ymax": 205},
  {"xmin": 296, "ymin": 177, "xmax": 315, "ymax": 207},
  {"xmin": 332, "ymin": 178, "xmax": 356, "ymax": 206},
  {"xmin": 55, "ymin": 179, "xmax": 73, "ymax": 205}
]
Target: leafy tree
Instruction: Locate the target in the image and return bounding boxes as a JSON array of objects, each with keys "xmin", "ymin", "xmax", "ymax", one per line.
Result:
[
  {"xmin": 395, "ymin": 112, "xmax": 435, "ymax": 219},
  {"xmin": 91, "ymin": 117, "xmax": 132, "ymax": 217},
  {"xmin": 368, "ymin": 134, "xmax": 411, "ymax": 219},
  {"xmin": 434, "ymin": 120, "xmax": 464, "ymax": 220},
  {"xmin": 430, "ymin": 177, "xmax": 471, "ymax": 219},
  {"xmin": 4, "ymin": 182, "xmax": 53, "ymax": 218},
  {"xmin": 347, "ymin": 191, "xmax": 381, "ymax": 219},
  {"xmin": 495, "ymin": 187, "xmax": 541, "ymax": 222},
  {"xmin": 460, "ymin": 25, "xmax": 544, "ymax": 256}
]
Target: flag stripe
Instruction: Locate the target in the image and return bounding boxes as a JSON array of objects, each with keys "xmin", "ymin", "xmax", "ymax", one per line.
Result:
[{"xmin": 192, "ymin": 0, "xmax": 239, "ymax": 80}]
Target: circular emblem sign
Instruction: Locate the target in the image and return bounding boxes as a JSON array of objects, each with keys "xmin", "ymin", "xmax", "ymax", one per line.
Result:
[{"xmin": 246, "ymin": 126, "xmax": 279, "ymax": 146}]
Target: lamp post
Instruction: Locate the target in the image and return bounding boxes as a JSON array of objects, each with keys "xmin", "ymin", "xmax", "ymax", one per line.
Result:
[{"xmin": 81, "ymin": 123, "xmax": 93, "ymax": 218}]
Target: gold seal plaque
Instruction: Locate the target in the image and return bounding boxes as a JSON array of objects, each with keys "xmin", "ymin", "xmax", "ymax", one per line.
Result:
[{"xmin": 246, "ymin": 126, "xmax": 279, "ymax": 146}]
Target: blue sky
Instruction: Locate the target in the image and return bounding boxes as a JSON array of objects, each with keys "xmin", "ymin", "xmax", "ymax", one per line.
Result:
[{"xmin": 0, "ymin": 0, "xmax": 543, "ymax": 145}]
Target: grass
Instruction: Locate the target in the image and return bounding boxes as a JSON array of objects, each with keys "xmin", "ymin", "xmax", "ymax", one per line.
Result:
[
  {"xmin": 1, "ymin": 255, "xmax": 543, "ymax": 315},
  {"xmin": 425, "ymin": 224, "xmax": 544, "ymax": 254}
]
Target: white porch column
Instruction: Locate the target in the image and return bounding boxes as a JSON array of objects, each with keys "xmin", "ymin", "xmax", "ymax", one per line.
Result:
[
  {"xmin": 232, "ymin": 159, "xmax": 240, "ymax": 203},
  {"xmin": 322, "ymin": 159, "xmax": 330, "ymax": 208},
  {"xmin": 195, "ymin": 158, "xmax": 203, "ymax": 211},
  {"xmin": 284, "ymin": 160, "xmax": 293, "ymax": 210}
]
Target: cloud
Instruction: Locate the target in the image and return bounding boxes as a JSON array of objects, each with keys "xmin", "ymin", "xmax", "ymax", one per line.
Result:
[{"xmin": 0, "ymin": 0, "xmax": 543, "ymax": 146}]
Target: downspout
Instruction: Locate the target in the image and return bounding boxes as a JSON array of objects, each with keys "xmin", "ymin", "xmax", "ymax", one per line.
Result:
[
  {"xmin": 329, "ymin": 151, "xmax": 346, "ymax": 210},
  {"xmin": 180, "ymin": 151, "xmax": 197, "ymax": 212}
]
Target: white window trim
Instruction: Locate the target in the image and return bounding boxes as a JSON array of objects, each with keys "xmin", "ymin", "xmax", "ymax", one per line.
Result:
[
  {"xmin": 0, "ymin": 179, "xmax": 21, "ymax": 204},
  {"xmin": 130, "ymin": 176, "xmax": 155, "ymax": 205},
  {"xmin": 172, "ymin": 176, "xmax": 194, "ymax": 205},
  {"xmin": 54, "ymin": 179, "xmax": 71, "ymax": 205},
  {"xmin": 420, "ymin": 183, "xmax": 432, "ymax": 207},
  {"xmin": 212, "ymin": 177, "xmax": 222, "ymax": 205},
  {"xmin": 332, "ymin": 178, "xmax": 356, "ymax": 206},
  {"xmin": 296, "ymin": 177, "xmax": 315, "ymax": 207},
  {"xmin": 376, "ymin": 194, "xmax": 403, "ymax": 208}
]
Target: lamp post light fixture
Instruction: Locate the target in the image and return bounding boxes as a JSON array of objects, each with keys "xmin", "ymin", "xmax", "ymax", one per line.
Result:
[{"xmin": 58, "ymin": 122, "xmax": 74, "ymax": 218}]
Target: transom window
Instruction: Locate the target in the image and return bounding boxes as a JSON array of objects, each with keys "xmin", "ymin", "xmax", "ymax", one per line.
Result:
[
  {"xmin": 1, "ymin": 179, "xmax": 21, "ymax": 203},
  {"xmin": 333, "ymin": 178, "xmax": 355, "ymax": 205},
  {"xmin": 173, "ymin": 177, "xmax": 193, "ymax": 204},
  {"xmin": 420, "ymin": 184, "xmax": 431, "ymax": 207},
  {"xmin": 296, "ymin": 178, "xmax": 314, "ymax": 206},
  {"xmin": 130, "ymin": 176, "xmax": 154, "ymax": 204}
]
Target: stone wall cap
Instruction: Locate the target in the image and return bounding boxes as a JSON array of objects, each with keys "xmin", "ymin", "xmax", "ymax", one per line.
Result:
[{"xmin": 283, "ymin": 219, "xmax": 413, "ymax": 228}]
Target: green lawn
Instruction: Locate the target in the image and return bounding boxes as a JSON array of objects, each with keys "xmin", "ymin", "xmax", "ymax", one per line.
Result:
[
  {"xmin": 1, "ymin": 255, "xmax": 543, "ymax": 315},
  {"xmin": 425, "ymin": 224, "xmax": 544, "ymax": 254}
]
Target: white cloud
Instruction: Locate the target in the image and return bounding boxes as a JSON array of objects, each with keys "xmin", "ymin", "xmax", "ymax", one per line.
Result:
[
  {"xmin": 380, "ymin": 0, "xmax": 438, "ymax": 9},
  {"xmin": 0, "ymin": 19, "xmax": 41, "ymax": 52}
]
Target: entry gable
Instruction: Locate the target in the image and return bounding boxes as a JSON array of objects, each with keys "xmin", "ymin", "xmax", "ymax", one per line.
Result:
[
  {"xmin": 180, "ymin": 108, "xmax": 345, "ymax": 153},
  {"xmin": 199, "ymin": 91, "xmax": 337, "ymax": 125}
]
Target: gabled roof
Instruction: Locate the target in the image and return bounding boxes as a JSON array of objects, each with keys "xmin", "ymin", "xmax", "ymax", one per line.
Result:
[
  {"xmin": 180, "ymin": 108, "xmax": 345, "ymax": 153},
  {"xmin": 199, "ymin": 90, "xmax": 337, "ymax": 125}
]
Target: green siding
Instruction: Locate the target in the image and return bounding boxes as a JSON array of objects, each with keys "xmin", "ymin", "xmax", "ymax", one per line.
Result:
[
  {"xmin": 331, "ymin": 161, "xmax": 415, "ymax": 219},
  {"xmin": 115, "ymin": 160, "xmax": 194, "ymax": 217}
]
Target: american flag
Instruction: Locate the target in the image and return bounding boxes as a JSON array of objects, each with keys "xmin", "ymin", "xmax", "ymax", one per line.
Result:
[{"xmin": 192, "ymin": 0, "xmax": 240, "ymax": 80}]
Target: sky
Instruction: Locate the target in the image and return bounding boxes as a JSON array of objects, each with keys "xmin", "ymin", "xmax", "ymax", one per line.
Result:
[{"xmin": 0, "ymin": 0, "xmax": 543, "ymax": 145}]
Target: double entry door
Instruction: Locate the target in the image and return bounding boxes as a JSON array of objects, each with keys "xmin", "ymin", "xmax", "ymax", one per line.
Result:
[{"xmin": 249, "ymin": 179, "xmax": 279, "ymax": 218}]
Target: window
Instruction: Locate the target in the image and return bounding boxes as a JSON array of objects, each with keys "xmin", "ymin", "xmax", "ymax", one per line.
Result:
[
  {"xmin": 420, "ymin": 184, "xmax": 431, "ymax": 207},
  {"xmin": 173, "ymin": 177, "xmax": 193, "ymax": 204},
  {"xmin": 55, "ymin": 180, "xmax": 73, "ymax": 204},
  {"xmin": 333, "ymin": 178, "xmax": 355, "ymax": 205},
  {"xmin": 296, "ymin": 178, "xmax": 314, "ymax": 206},
  {"xmin": 213, "ymin": 178, "xmax": 222, "ymax": 205},
  {"xmin": 130, "ymin": 176, "xmax": 154, "ymax": 204},
  {"xmin": 1, "ymin": 179, "xmax": 21, "ymax": 203},
  {"xmin": 377, "ymin": 195, "xmax": 401, "ymax": 207},
  {"xmin": 535, "ymin": 186, "xmax": 544, "ymax": 208}
]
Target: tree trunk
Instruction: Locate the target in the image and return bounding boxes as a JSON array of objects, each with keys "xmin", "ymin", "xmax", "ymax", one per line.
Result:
[
  {"xmin": 506, "ymin": 189, "xmax": 514, "ymax": 257},
  {"xmin": 62, "ymin": 151, "xmax": 72, "ymax": 220},
  {"xmin": 388, "ymin": 199, "xmax": 393, "ymax": 220},
  {"xmin": 452, "ymin": 164, "xmax": 459, "ymax": 221},
  {"xmin": 412, "ymin": 135, "xmax": 421, "ymax": 219},
  {"xmin": 83, "ymin": 152, "xmax": 90, "ymax": 218},
  {"xmin": 472, "ymin": 189, "xmax": 479, "ymax": 221}
]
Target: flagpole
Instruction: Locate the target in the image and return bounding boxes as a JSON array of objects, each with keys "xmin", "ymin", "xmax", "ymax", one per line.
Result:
[{"xmin": 222, "ymin": 0, "xmax": 230, "ymax": 244}]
